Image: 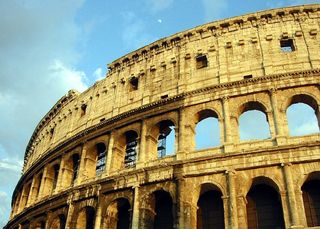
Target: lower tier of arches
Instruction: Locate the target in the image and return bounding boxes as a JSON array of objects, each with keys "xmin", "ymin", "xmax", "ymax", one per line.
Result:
[{"xmin": 6, "ymin": 147, "xmax": 320, "ymax": 229}]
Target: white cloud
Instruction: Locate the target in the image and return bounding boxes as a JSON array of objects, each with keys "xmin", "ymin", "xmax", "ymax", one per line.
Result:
[
  {"xmin": 146, "ymin": 0, "xmax": 174, "ymax": 13},
  {"xmin": 93, "ymin": 67, "xmax": 104, "ymax": 81},
  {"xmin": 49, "ymin": 60, "xmax": 88, "ymax": 92},
  {"xmin": 0, "ymin": 0, "xmax": 87, "ymax": 225},
  {"xmin": 202, "ymin": 0, "xmax": 228, "ymax": 22}
]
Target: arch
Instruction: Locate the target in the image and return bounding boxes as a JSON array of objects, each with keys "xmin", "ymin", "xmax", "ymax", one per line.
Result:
[
  {"xmin": 238, "ymin": 101, "xmax": 271, "ymax": 141},
  {"xmin": 156, "ymin": 120, "xmax": 175, "ymax": 158},
  {"xmin": 153, "ymin": 190, "xmax": 174, "ymax": 229},
  {"xmin": 48, "ymin": 214, "xmax": 66, "ymax": 229},
  {"xmin": 76, "ymin": 206, "xmax": 96, "ymax": 229},
  {"xmin": 62, "ymin": 153, "xmax": 81, "ymax": 187},
  {"xmin": 102, "ymin": 198, "xmax": 131, "ymax": 229},
  {"xmin": 95, "ymin": 142, "xmax": 107, "ymax": 175},
  {"xmin": 301, "ymin": 171, "xmax": 320, "ymax": 227},
  {"xmin": 286, "ymin": 94, "xmax": 319, "ymax": 136},
  {"xmin": 139, "ymin": 189, "xmax": 174, "ymax": 229},
  {"xmin": 124, "ymin": 130, "xmax": 138, "ymax": 167},
  {"xmin": 195, "ymin": 109, "xmax": 220, "ymax": 149},
  {"xmin": 246, "ymin": 178, "xmax": 285, "ymax": 229},
  {"xmin": 197, "ymin": 183, "xmax": 225, "ymax": 229}
]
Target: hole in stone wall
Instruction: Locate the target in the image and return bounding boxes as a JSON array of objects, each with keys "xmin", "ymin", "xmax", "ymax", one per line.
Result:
[
  {"xmin": 196, "ymin": 54, "xmax": 208, "ymax": 69},
  {"xmin": 129, "ymin": 77, "xmax": 139, "ymax": 91},
  {"xmin": 280, "ymin": 38, "xmax": 295, "ymax": 52}
]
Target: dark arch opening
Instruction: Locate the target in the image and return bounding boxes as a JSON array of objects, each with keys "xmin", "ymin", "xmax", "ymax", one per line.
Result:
[
  {"xmin": 195, "ymin": 109, "xmax": 220, "ymax": 149},
  {"xmin": 197, "ymin": 188, "xmax": 225, "ymax": 229},
  {"xmin": 157, "ymin": 120, "xmax": 175, "ymax": 157},
  {"xmin": 96, "ymin": 143, "xmax": 107, "ymax": 175},
  {"xmin": 59, "ymin": 214, "xmax": 66, "ymax": 229},
  {"xmin": 246, "ymin": 183, "xmax": 285, "ymax": 229},
  {"xmin": 117, "ymin": 198, "xmax": 131, "ymax": 229},
  {"xmin": 52, "ymin": 164, "xmax": 60, "ymax": 191},
  {"xmin": 72, "ymin": 154, "xmax": 80, "ymax": 184},
  {"xmin": 85, "ymin": 206, "xmax": 95, "ymax": 229},
  {"xmin": 154, "ymin": 190, "xmax": 174, "ymax": 229},
  {"xmin": 302, "ymin": 179, "xmax": 320, "ymax": 227},
  {"xmin": 124, "ymin": 130, "xmax": 138, "ymax": 167}
]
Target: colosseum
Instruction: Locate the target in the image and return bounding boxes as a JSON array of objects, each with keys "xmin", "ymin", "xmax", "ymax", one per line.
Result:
[{"xmin": 5, "ymin": 4, "xmax": 320, "ymax": 229}]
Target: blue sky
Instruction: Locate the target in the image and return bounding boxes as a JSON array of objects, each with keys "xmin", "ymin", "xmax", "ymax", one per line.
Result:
[{"xmin": 0, "ymin": 0, "xmax": 319, "ymax": 226}]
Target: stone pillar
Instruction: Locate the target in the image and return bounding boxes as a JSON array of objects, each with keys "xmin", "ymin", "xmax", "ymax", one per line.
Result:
[
  {"xmin": 176, "ymin": 178, "xmax": 196, "ymax": 229},
  {"xmin": 105, "ymin": 132, "xmax": 114, "ymax": 175},
  {"xmin": 55, "ymin": 158, "xmax": 65, "ymax": 192},
  {"xmin": 269, "ymin": 89, "xmax": 287, "ymax": 145},
  {"xmin": 281, "ymin": 163, "xmax": 303, "ymax": 228},
  {"xmin": 65, "ymin": 196, "xmax": 75, "ymax": 229},
  {"xmin": 94, "ymin": 196, "xmax": 102, "ymax": 229},
  {"xmin": 137, "ymin": 120, "xmax": 147, "ymax": 168},
  {"xmin": 78, "ymin": 143, "xmax": 87, "ymax": 183},
  {"xmin": 226, "ymin": 170, "xmax": 238, "ymax": 229},
  {"xmin": 38, "ymin": 167, "xmax": 48, "ymax": 199},
  {"xmin": 222, "ymin": 97, "xmax": 234, "ymax": 152},
  {"xmin": 236, "ymin": 195, "xmax": 247, "ymax": 228},
  {"xmin": 40, "ymin": 165, "xmax": 53, "ymax": 198},
  {"xmin": 177, "ymin": 108, "xmax": 193, "ymax": 160},
  {"xmin": 26, "ymin": 177, "xmax": 37, "ymax": 206},
  {"xmin": 131, "ymin": 185, "xmax": 140, "ymax": 229}
]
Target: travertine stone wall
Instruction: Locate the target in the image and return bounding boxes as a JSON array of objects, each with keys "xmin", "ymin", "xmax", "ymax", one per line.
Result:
[{"xmin": 5, "ymin": 4, "xmax": 320, "ymax": 229}]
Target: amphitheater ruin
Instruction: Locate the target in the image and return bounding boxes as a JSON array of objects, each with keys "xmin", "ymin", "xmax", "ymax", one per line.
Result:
[{"xmin": 5, "ymin": 4, "xmax": 320, "ymax": 229}]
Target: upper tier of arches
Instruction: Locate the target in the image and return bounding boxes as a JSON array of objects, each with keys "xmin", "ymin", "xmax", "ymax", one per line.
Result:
[{"xmin": 23, "ymin": 4, "xmax": 320, "ymax": 171}]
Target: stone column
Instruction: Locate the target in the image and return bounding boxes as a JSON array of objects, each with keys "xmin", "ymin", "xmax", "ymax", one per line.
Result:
[
  {"xmin": 176, "ymin": 178, "xmax": 196, "ymax": 229},
  {"xmin": 226, "ymin": 170, "xmax": 238, "ymax": 229},
  {"xmin": 38, "ymin": 166, "xmax": 48, "ymax": 199},
  {"xmin": 222, "ymin": 97, "xmax": 234, "ymax": 152},
  {"xmin": 94, "ymin": 193, "xmax": 102, "ymax": 229},
  {"xmin": 65, "ymin": 196, "xmax": 75, "ymax": 229},
  {"xmin": 281, "ymin": 163, "xmax": 303, "ymax": 228},
  {"xmin": 177, "ymin": 108, "xmax": 193, "ymax": 160},
  {"xmin": 236, "ymin": 195, "xmax": 247, "ymax": 228},
  {"xmin": 26, "ymin": 177, "xmax": 37, "ymax": 206},
  {"xmin": 78, "ymin": 143, "xmax": 87, "ymax": 184},
  {"xmin": 269, "ymin": 89, "xmax": 287, "ymax": 145},
  {"xmin": 55, "ymin": 158, "xmax": 65, "ymax": 192},
  {"xmin": 104, "ymin": 132, "xmax": 114, "ymax": 176},
  {"xmin": 137, "ymin": 120, "xmax": 147, "ymax": 168},
  {"xmin": 131, "ymin": 185, "xmax": 140, "ymax": 228}
]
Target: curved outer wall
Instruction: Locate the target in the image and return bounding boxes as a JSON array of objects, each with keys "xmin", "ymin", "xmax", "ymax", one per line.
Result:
[{"xmin": 6, "ymin": 4, "xmax": 320, "ymax": 229}]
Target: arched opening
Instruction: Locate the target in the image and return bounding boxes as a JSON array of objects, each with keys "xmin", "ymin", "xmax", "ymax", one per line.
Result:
[
  {"xmin": 35, "ymin": 173, "xmax": 43, "ymax": 200},
  {"xmin": 95, "ymin": 143, "xmax": 107, "ymax": 175},
  {"xmin": 76, "ymin": 206, "xmax": 95, "ymax": 229},
  {"xmin": 20, "ymin": 182, "xmax": 31, "ymax": 209},
  {"xmin": 157, "ymin": 120, "xmax": 175, "ymax": 158},
  {"xmin": 246, "ymin": 181, "xmax": 285, "ymax": 229},
  {"xmin": 197, "ymin": 183, "xmax": 224, "ymax": 229},
  {"xmin": 239, "ymin": 102, "xmax": 270, "ymax": 141},
  {"xmin": 103, "ymin": 198, "xmax": 131, "ymax": 229},
  {"xmin": 195, "ymin": 109, "xmax": 220, "ymax": 150},
  {"xmin": 286, "ymin": 94, "xmax": 319, "ymax": 136},
  {"xmin": 52, "ymin": 164, "xmax": 60, "ymax": 192},
  {"xmin": 59, "ymin": 214, "xmax": 66, "ymax": 229},
  {"xmin": 34, "ymin": 220, "xmax": 46, "ymax": 229},
  {"xmin": 302, "ymin": 173, "xmax": 320, "ymax": 227},
  {"xmin": 154, "ymin": 190, "xmax": 174, "ymax": 229},
  {"xmin": 124, "ymin": 131, "xmax": 138, "ymax": 167},
  {"xmin": 72, "ymin": 154, "xmax": 80, "ymax": 185},
  {"xmin": 50, "ymin": 214, "xmax": 66, "ymax": 229}
]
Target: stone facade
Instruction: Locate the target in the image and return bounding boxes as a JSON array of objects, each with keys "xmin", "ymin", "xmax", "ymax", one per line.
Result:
[{"xmin": 5, "ymin": 4, "xmax": 320, "ymax": 229}]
